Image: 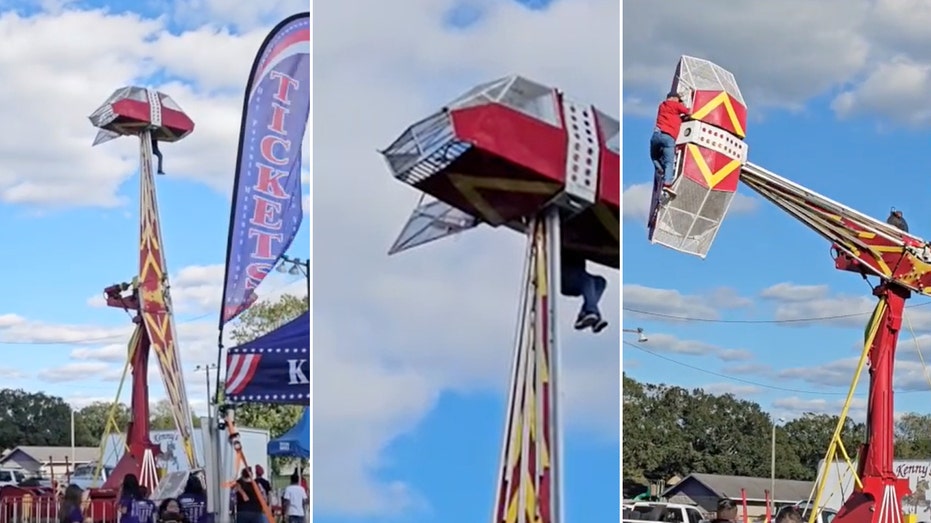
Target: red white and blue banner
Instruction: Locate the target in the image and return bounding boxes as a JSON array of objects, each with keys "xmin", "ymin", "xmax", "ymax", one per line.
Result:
[
  {"xmin": 220, "ymin": 12, "xmax": 311, "ymax": 327},
  {"xmin": 225, "ymin": 311, "xmax": 310, "ymax": 404}
]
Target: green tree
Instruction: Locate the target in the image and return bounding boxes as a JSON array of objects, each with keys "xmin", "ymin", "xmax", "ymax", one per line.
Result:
[
  {"xmin": 227, "ymin": 293, "xmax": 308, "ymax": 475},
  {"xmin": 895, "ymin": 412, "xmax": 931, "ymax": 459},
  {"xmin": 0, "ymin": 389, "xmax": 74, "ymax": 449},
  {"xmin": 74, "ymin": 401, "xmax": 131, "ymax": 445},
  {"xmin": 230, "ymin": 293, "xmax": 308, "ymax": 343},
  {"xmin": 782, "ymin": 413, "xmax": 865, "ymax": 480},
  {"xmin": 676, "ymin": 388, "xmax": 773, "ymax": 477},
  {"xmin": 149, "ymin": 399, "xmax": 202, "ymax": 431},
  {"xmin": 623, "ymin": 376, "xmax": 774, "ymax": 480},
  {"xmin": 622, "ymin": 374, "xmax": 651, "ymax": 482},
  {"xmin": 622, "ymin": 377, "xmax": 859, "ymax": 484}
]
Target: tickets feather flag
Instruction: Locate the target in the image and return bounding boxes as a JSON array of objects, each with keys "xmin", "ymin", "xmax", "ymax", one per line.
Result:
[{"xmin": 219, "ymin": 12, "xmax": 311, "ymax": 327}]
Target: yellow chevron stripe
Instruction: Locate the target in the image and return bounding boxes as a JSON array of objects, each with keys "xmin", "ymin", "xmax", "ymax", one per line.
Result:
[
  {"xmin": 689, "ymin": 91, "xmax": 745, "ymax": 138},
  {"xmin": 686, "ymin": 144, "xmax": 741, "ymax": 190}
]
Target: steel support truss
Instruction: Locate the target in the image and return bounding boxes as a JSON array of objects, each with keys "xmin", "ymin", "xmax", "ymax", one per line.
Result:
[{"xmin": 493, "ymin": 207, "xmax": 564, "ymax": 523}]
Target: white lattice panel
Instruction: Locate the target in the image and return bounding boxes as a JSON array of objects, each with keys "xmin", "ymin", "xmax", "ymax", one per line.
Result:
[
  {"xmin": 561, "ymin": 97, "xmax": 600, "ymax": 204},
  {"xmin": 676, "ymin": 120, "xmax": 748, "ymax": 163},
  {"xmin": 147, "ymin": 88, "xmax": 162, "ymax": 128},
  {"xmin": 672, "ymin": 55, "xmax": 744, "ymax": 107},
  {"xmin": 651, "ymin": 175, "xmax": 736, "ymax": 258}
]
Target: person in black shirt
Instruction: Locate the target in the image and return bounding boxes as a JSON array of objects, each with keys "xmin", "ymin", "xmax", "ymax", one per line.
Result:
[
  {"xmin": 254, "ymin": 465, "xmax": 272, "ymax": 501},
  {"xmin": 254, "ymin": 466, "xmax": 273, "ymax": 523},
  {"xmin": 233, "ymin": 468, "xmax": 264, "ymax": 523},
  {"xmin": 887, "ymin": 208, "xmax": 909, "ymax": 233}
]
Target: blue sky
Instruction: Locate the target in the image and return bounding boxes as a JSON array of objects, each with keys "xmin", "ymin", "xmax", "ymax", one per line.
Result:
[
  {"xmin": 312, "ymin": 0, "xmax": 618, "ymax": 521},
  {"xmin": 623, "ymin": 2, "xmax": 931, "ymax": 431},
  {"xmin": 0, "ymin": 0, "xmax": 308, "ymax": 428}
]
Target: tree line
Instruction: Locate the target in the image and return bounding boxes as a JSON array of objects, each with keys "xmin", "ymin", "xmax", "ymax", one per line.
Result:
[
  {"xmin": 0, "ymin": 294, "xmax": 308, "ymax": 468},
  {"xmin": 623, "ymin": 374, "xmax": 931, "ymax": 486}
]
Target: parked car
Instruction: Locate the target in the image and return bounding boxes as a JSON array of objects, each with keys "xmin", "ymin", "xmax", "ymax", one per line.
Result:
[
  {"xmin": 68, "ymin": 463, "xmax": 113, "ymax": 490},
  {"xmin": 0, "ymin": 468, "xmax": 26, "ymax": 487},
  {"xmin": 623, "ymin": 501, "xmax": 705, "ymax": 523}
]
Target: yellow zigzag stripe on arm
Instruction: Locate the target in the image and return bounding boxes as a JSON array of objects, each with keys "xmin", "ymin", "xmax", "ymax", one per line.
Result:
[{"xmin": 689, "ymin": 91, "xmax": 745, "ymax": 138}]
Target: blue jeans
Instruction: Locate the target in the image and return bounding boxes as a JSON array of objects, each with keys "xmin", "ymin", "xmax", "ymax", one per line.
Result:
[
  {"xmin": 561, "ymin": 263, "xmax": 606, "ymax": 316},
  {"xmin": 288, "ymin": 517, "xmax": 305, "ymax": 523},
  {"xmin": 649, "ymin": 131, "xmax": 676, "ymax": 182},
  {"xmin": 235, "ymin": 511, "xmax": 263, "ymax": 523}
]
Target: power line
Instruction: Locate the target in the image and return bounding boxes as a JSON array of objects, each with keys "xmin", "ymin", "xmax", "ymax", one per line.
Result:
[
  {"xmin": 624, "ymin": 300, "xmax": 931, "ymax": 324},
  {"xmin": 622, "ymin": 341, "xmax": 927, "ymax": 396}
]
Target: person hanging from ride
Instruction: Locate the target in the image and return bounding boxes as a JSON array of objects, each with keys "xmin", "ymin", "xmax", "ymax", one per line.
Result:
[
  {"xmin": 650, "ymin": 91, "xmax": 691, "ymax": 197},
  {"xmin": 561, "ymin": 249, "xmax": 608, "ymax": 333},
  {"xmin": 887, "ymin": 208, "xmax": 909, "ymax": 233},
  {"xmin": 151, "ymin": 134, "xmax": 166, "ymax": 175}
]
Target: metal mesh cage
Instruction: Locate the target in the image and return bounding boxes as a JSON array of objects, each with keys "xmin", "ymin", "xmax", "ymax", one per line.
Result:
[
  {"xmin": 381, "ymin": 110, "xmax": 472, "ymax": 185},
  {"xmin": 595, "ymin": 108, "xmax": 619, "ymax": 154},
  {"xmin": 672, "ymin": 55, "xmax": 744, "ymax": 107},
  {"xmin": 651, "ymin": 176, "xmax": 735, "ymax": 258},
  {"xmin": 447, "ymin": 75, "xmax": 561, "ymax": 128}
]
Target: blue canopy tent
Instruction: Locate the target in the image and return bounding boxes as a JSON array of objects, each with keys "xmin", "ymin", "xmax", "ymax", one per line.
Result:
[
  {"xmin": 225, "ymin": 310, "xmax": 310, "ymax": 404},
  {"xmin": 268, "ymin": 407, "xmax": 310, "ymax": 458}
]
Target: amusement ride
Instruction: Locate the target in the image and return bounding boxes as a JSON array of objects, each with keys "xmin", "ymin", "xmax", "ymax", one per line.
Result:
[
  {"xmin": 85, "ymin": 87, "xmax": 199, "ymax": 504},
  {"xmin": 381, "ymin": 76, "xmax": 619, "ymax": 523},
  {"xmin": 647, "ymin": 55, "xmax": 931, "ymax": 523}
]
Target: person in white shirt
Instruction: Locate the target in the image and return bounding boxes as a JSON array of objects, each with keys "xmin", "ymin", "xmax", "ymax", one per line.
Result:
[{"xmin": 281, "ymin": 473, "xmax": 308, "ymax": 523}]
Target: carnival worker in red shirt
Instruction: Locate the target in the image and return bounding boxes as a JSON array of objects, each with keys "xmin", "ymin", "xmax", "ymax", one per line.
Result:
[{"xmin": 650, "ymin": 91, "xmax": 691, "ymax": 195}]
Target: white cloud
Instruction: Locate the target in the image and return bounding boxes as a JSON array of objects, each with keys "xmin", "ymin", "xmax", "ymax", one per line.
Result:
[
  {"xmin": 638, "ymin": 333, "xmax": 752, "ymax": 362},
  {"xmin": 37, "ymin": 362, "xmax": 116, "ymax": 383},
  {"xmin": 313, "ymin": 0, "xmax": 619, "ymax": 515},
  {"xmin": 625, "ymin": 0, "xmax": 931, "ymax": 127},
  {"xmin": 621, "ymin": 183, "xmax": 758, "ymax": 224},
  {"xmin": 778, "ymin": 355, "xmax": 931, "ymax": 393},
  {"xmin": 702, "ymin": 383, "xmax": 762, "ymax": 396},
  {"xmin": 0, "ymin": 6, "xmax": 306, "ymax": 209},
  {"xmin": 832, "ymin": 57, "xmax": 931, "ymax": 126},
  {"xmin": 171, "ymin": 0, "xmax": 303, "ymax": 32},
  {"xmin": 0, "ymin": 367, "xmax": 26, "ymax": 380},
  {"xmin": 760, "ymin": 282, "xmax": 830, "ymax": 302},
  {"xmin": 623, "ymin": 283, "xmax": 749, "ymax": 321},
  {"xmin": 772, "ymin": 396, "xmax": 868, "ymax": 422},
  {"xmin": 623, "ymin": 0, "xmax": 871, "ymax": 110},
  {"xmin": 70, "ymin": 343, "xmax": 128, "ymax": 363},
  {"xmin": 760, "ymin": 283, "xmax": 931, "ymax": 331}
]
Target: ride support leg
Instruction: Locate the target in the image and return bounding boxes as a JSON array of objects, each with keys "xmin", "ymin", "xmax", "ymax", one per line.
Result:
[{"xmin": 491, "ymin": 208, "xmax": 563, "ymax": 523}]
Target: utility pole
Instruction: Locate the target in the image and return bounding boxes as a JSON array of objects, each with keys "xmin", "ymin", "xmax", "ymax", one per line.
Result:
[{"xmin": 195, "ymin": 363, "xmax": 218, "ymax": 408}]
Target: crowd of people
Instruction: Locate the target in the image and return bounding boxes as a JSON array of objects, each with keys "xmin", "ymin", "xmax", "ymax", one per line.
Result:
[{"xmin": 55, "ymin": 466, "xmax": 308, "ymax": 523}]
